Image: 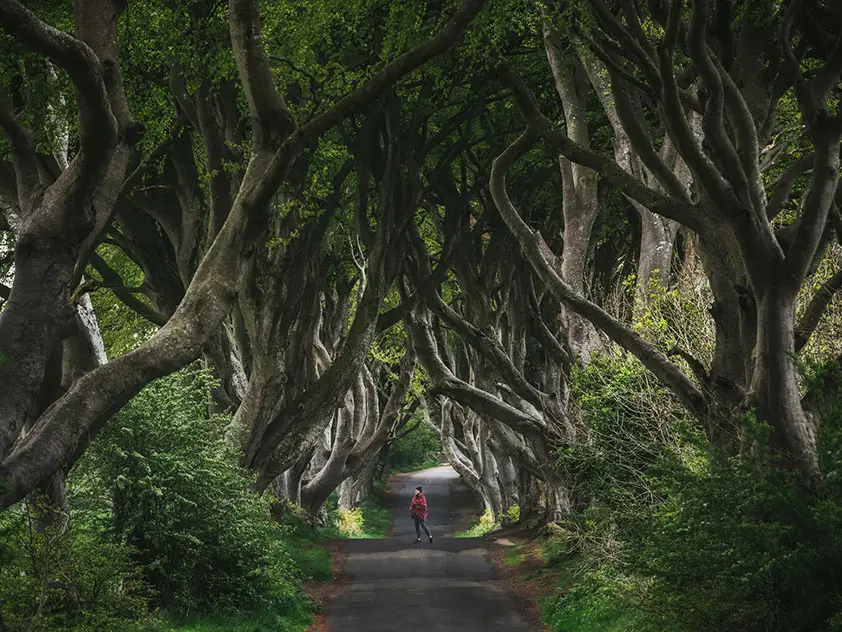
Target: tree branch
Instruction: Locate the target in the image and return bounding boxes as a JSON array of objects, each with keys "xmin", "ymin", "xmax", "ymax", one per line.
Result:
[
  {"xmin": 429, "ymin": 290, "xmax": 549, "ymax": 412},
  {"xmin": 89, "ymin": 251, "xmax": 168, "ymax": 326},
  {"xmin": 246, "ymin": 0, "xmax": 486, "ymax": 214},
  {"xmin": 489, "ymin": 126, "xmax": 708, "ymax": 419},
  {"xmin": 409, "ymin": 315, "xmax": 548, "ymax": 439},
  {"xmin": 666, "ymin": 346, "xmax": 709, "ymax": 384},
  {"xmin": 500, "ymin": 69, "xmax": 703, "ymax": 232},
  {"xmin": 0, "ymin": 0, "xmax": 117, "ymax": 160},
  {"xmin": 766, "ymin": 152, "xmax": 814, "ymax": 220},
  {"xmin": 229, "ymin": 0, "xmax": 295, "ymax": 146},
  {"xmin": 794, "ymin": 267, "xmax": 842, "ymax": 352},
  {"xmin": 806, "ymin": 35, "xmax": 842, "ymax": 114},
  {"xmin": 687, "ymin": 0, "xmax": 751, "ymax": 209},
  {"xmin": 785, "ymin": 132, "xmax": 842, "ymax": 286},
  {"xmin": 0, "ymin": 85, "xmax": 42, "ymax": 212}
]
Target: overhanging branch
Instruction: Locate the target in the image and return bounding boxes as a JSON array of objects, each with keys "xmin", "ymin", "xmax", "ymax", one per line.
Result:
[
  {"xmin": 489, "ymin": 124, "xmax": 709, "ymax": 420},
  {"xmin": 0, "ymin": 0, "xmax": 116, "ymax": 158},
  {"xmin": 499, "ymin": 69, "xmax": 704, "ymax": 233},
  {"xmin": 0, "ymin": 86, "xmax": 42, "ymax": 211},
  {"xmin": 795, "ymin": 267, "xmax": 842, "ymax": 352}
]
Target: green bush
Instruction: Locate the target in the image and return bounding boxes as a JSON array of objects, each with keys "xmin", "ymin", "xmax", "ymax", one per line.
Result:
[
  {"xmin": 317, "ymin": 489, "xmax": 391, "ymax": 539},
  {"xmin": 544, "ymin": 356, "xmax": 842, "ymax": 632},
  {"xmin": 0, "ymin": 510, "xmax": 149, "ymax": 632},
  {"xmin": 335, "ymin": 508, "xmax": 365, "ymax": 537},
  {"xmin": 454, "ymin": 508, "xmax": 497, "ymax": 538},
  {"xmin": 72, "ymin": 370, "xmax": 313, "ymax": 621},
  {"xmin": 625, "ymin": 446, "xmax": 842, "ymax": 632}
]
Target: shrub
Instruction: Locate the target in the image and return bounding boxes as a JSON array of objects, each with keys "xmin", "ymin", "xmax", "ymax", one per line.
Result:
[
  {"xmin": 72, "ymin": 370, "xmax": 312, "ymax": 620},
  {"xmin": 0, "ymin": 509, "xmax": 149, "ymax": 632},
  {"xmin": 623, "ymin": 447, "xmax": 842, "ymax": 632},
  {"xmin": 455, "ymin": 508, "xmax": 497, "ymax": 537},
  {"xmin": 335, "ymin": 508, "xmax": 365, "ymax": 537},
  {"xmin": 544, "ymin": 356, "xmax": 842, "ymax": 632}
]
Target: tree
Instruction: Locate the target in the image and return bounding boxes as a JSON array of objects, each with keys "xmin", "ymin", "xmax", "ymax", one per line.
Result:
[
  {"xmin": 0, "ymin": 0, "xmax": 485, "ymax": 508},
  {"xmin": 491, "ymin": 0, "xmax": 842, "ymax": 485}
]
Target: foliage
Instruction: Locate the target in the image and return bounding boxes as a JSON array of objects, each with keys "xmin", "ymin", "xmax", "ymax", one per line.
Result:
[
  {"xmin": 335, "ymin": 508, "xmax": 365, "ymax": 537},
  {"xmin": 0, "ymin": 510, "xmax": 150, "ymax": 632},
  {"xmin": 146, "ymin": 612, "xmax": 310, "ymax": 632},
  {"xmin": 502, "ymin": 505, "xmax": 520, "ymax": 526},
  {"xmin": 71, "ymin": 370, "xmax": 314, "ymax": 621},
  {"xmin": 626, "ymin": 268, "xmax": 715, "ymax": 365},
  {"xmin": 386, "ymin": 419, "xmax": 442, "ymax": 473},
  {"xmin": 798, "ymin": 244, "xmax": 842, "ymax": 364},
  {"xmin": 543, "ymin": 584, "xmax": 648, "ymax": 632},
  {"xmin": 320, "ymin": 490, "xmax": 392, "ymax": 539},
  {"xmin": 453, "ymin": 507, "xmax": 497, "ymax": 538},
  {"xmin": 563, "ymin": 355, "xmax": 706, "ymax": 511},
  {"xmin": 544, "ymin": 356, "xmax": 842, "ymax": 632}
]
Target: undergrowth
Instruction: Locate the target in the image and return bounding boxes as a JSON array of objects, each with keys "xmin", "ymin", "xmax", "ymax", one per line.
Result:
[
  {"xmin": 539, "ymin": 356, "xmax": 842, "ymax": 632},
  {"xmin": 453, "ymin": 505, "xmax": 520, "ymax": 538}
]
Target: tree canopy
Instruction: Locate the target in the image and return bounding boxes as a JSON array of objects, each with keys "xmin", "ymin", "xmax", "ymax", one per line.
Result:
[{"xmin": 1, "ymin": 0, "xmax": 842, "ymax": 629}]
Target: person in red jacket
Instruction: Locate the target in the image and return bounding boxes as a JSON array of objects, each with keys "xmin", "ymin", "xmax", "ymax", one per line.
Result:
[{"xmin": 410, "ymin": 486, "xmax": 433, "ymax": 543}]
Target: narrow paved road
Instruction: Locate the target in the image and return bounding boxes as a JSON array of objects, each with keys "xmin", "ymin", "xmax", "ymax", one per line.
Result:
[{"xmin": 324, "ymin": 466, "xmax": 533, "ymax": 631}]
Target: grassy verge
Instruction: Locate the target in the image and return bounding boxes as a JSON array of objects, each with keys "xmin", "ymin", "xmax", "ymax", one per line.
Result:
[
  {"xmin": 319, "ymin": 479, "xmax": 393, "ymax": 539},
  {"xmin": 487, "ymin": 529, "xmax": 645, "ymax": 632},
  {"xmin": 452, "ymin": 508, "xmax": 497, "ymax": 538},
  {"xmin": 146, "ymin": 520, "xmax": 335, "ymax": 632},
  {"xmin": 147, "ymin": 611, "xmax": 312, "ymax": 632},
  {"xmin": 147, "ymin": 480, "xmax": 396, "ymax": 631}
]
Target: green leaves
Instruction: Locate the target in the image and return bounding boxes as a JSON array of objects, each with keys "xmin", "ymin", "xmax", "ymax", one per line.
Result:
[
  {"xmin": 548, "ymin": 357, "xmax": 842, "ymax": 632},
  {"xmin": 71, "ymin": 369, "xmax": 313, "ymax": 618}
]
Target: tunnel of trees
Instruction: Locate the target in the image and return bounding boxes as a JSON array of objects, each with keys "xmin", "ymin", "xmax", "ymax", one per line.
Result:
[{"xmin": 1, "ymin": 0, "xmax": 841, "ymax": 630}]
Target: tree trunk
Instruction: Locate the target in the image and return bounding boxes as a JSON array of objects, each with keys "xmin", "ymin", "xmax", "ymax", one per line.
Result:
[
  {"xmin": 750, "ymin": 288, "xmax": 819, "ymax": 483},
  {"xmin": 516, "ymin": 468, "xmax": 542, "ymax": 526},
  {"xmin": 479, "ymin": 442, "xmax": 504, "ymax": 524},
  {"xmin": 636, "ymin": 205, "xmax": 679, "ymax": 302}
]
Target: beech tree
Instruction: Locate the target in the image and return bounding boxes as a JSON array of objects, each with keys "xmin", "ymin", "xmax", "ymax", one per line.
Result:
[
  {"xmin": 0, "ymin": 0, "xmax": 485, "ymax": 509},
  {"xmin": 491, "ymin": 0, "xmax": 842, "ymax": 485}
]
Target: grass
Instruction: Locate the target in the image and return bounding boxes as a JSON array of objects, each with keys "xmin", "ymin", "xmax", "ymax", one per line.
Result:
[
  {"xmin": 452, "ymin": 505, "xmax": 521, "ymax": 538},
  {"xmin": 335, "ymin": 479, "xmax": 392, "ymax": 538},
  {"xmin": 539, "ymin": 553, "xmax": 647, "ymax": 632},
  {"xmin": 497, "ymin": 533, "xmax": 647, "ymax": 632},
  {"xmin": 147, "ymin": 611, "xmax": 312, "ymax": 632},
  {"xmin": 358, "ymin": 500, "xmax": 391, "ymax": 537},
  {"xmin": 543, "ymin": 591, "xmax": 647, "ymax": 632},
  {"xmin": 314, "ymin": 480, "xmax": 393, "ymax": 539},
  {"xmin": 291, "ymin": 543, "xmax": 333, "ymax": 581}
]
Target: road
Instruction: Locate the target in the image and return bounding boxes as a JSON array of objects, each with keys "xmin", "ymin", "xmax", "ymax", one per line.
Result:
[{"xmin": 324, "ymin": 465, "xmax": 533, "ymax": 631}]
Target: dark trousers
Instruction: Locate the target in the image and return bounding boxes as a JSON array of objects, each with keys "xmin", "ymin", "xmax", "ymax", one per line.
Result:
[{"xmin": 413, "ymin": 516, "xmax": 431, "ymax": 539}]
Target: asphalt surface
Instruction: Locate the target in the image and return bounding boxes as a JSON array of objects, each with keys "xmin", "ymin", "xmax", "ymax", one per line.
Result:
[{"xmin": 324, "ymin": 465, "xmax": 533, "ymax": 631}]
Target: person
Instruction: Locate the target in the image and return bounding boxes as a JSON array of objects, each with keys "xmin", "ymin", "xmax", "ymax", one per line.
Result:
[{"xmin": 410, "ymin": 486, "xmax": 433, "ymax": 543}]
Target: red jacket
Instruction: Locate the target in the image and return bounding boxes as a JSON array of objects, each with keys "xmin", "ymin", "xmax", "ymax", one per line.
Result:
[{"xmin": 410, "ymin": 493, "xmax": 428, "ymax": 521}]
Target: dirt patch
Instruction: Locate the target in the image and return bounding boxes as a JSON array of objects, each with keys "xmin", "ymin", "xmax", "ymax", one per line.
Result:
[
  {"xmin": 487, "ymin": 537, "xmax": 558, "ymax": 632},
  {"xmin": 305, "ymin": 539, "xmax": 348, "ymax": 632}
]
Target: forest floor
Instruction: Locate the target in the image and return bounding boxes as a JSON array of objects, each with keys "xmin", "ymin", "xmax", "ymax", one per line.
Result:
[{"xmin": 485, "ymin": 531, "xmax": 564, "ymax": 632}]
